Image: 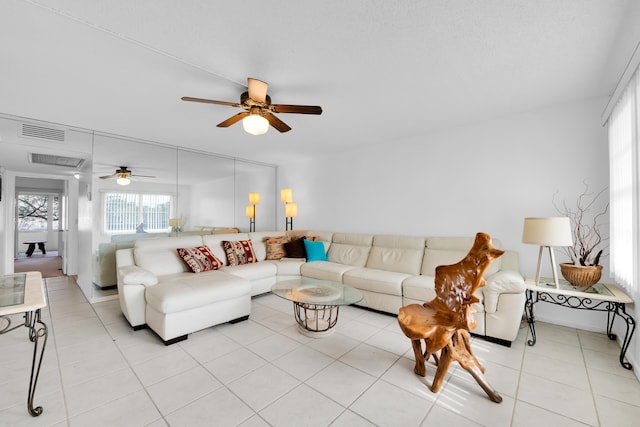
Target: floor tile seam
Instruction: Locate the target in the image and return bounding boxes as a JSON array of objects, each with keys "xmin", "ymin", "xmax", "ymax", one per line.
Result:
[
  {"xmin": 579, "ymin": 332, "xmax": 606, "ymax": 427},
  {"xmin": 43, "ymin": 278, "xmax": 74, "ymax": 424},
  {"xmin": 177, "ymin": 335, "xmax": 270, "ymax": 387},
  {"xmin": 0, "ymin": 389, "xmax": 68, "ymax": 422},
  {"xmin": 299, "ymin": 367, "xmax": 364, "ymax": 412},
  {"xmin": 585, "ymin": 363, "xmax": 640, "ymax": 382},
  {"xmin": 335, "ymin": 344, "xmax": 404, "ymax": 379},
  {"xmin": 224, "ymin": 364, "xmax": 303, "ymax": 415},
  {"xmin": 351, "ymin": 377, "xmax": 433, "ymax": 426},
  {"xmin": 107, "ymin": 338, "xmax": 169, "ymax": 424},
  {"xmin": 76, "ymin": 281, "xmax": 169, "ymax": 422},
  {"xmin": 508, "ymin": 330, "xmax": 529, "ymax": 427}
]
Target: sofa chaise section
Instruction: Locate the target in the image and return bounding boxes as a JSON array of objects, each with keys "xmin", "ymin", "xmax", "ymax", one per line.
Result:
[{"xmin": 116, "ymin": 234, "xmax": 252, "ymax": 344}]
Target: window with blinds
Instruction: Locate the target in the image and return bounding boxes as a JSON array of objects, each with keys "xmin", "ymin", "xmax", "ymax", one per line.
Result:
[
  {"xmin": 103, "ymin": 192, "xmax": 172, "ymax": 233},
  {"xmin": 608, "ymin": 63, "xmax": 639, "ymax": 299}
]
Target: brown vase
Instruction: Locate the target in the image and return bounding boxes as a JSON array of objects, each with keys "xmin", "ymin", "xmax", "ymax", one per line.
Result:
[{"xmin": 560, "ymin": 263, "xmax": 603, "ymax": 287}]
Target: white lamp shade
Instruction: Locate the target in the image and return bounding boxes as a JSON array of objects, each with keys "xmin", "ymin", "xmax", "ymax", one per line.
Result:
[
  {"xmin": 285, "ymin": 203, "xmax": 298, "ymax": 218},
  {"xmin": 116, "ymin": 176, "xmax": 130, "ymax": 186},
  {"xmin": 245, "ymin": 206, "xmax": 255, "ymax": 218},
  {"xmin": 248, "ymin": 192, "xmax": 260, "ymax": 205},
  {"xmin": 522, "ymin": 217, "xmax": 573, "ymax": 246},
  {"xmin": 280, "ymin": 188, "xmax": 293, "ymax": 203},
  {"xmin": 242, "ymin": 114, "xmax": 269, "ymax": 135}
]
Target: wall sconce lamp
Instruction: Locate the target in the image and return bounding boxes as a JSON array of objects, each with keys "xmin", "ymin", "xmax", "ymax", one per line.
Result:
[
  {"xmin": 242, "ymin": 108, "xmax": 270, "ymax": 135},
  {"xmin": 522, "ymin": 217, "xmax": 573, "ymax": 288},
  {"xmin": 168, "ymin": 218, "xmax": 183, "ymax": 233},
  {"xmin": 285, "ymin": 203, "xmax": 298, "ymax": 231},
  {"xmin": 246, "ymin": 192, "xmax": 260, "ymax": 231}
]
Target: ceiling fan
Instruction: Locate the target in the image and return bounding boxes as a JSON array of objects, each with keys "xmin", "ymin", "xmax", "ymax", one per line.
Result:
[
  {"xmin": 181, "ymin": 78, "xmax": 322, "ymax": 135},
  {"xmin": 99, "ymin": 166, "xmax": 155, "ymax": 186}
]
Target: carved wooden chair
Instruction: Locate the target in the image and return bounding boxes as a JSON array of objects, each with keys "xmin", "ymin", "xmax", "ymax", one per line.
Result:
[{"xmin": 397, "ymin": 232, "xmax": 504, "ymax": 403}]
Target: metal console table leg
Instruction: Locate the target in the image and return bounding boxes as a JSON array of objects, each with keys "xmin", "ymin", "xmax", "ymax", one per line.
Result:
[
  {"xmin": 26, "ymin": 309, "xmax": 48, "ymax": 416},
  {"xmin": 525, "ymin": 288, "xmax": 635, "ymax": 370}
]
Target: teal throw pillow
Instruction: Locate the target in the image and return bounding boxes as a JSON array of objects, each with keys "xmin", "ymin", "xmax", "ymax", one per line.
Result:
[{"xmin": 303, "ymin": 239, "xmax": 327, "ymax": 262}]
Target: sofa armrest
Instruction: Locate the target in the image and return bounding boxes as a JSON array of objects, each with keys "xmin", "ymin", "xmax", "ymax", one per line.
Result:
[
  {"xmin": 118, "ymin": 265, "xmax": 158, "ymax": 286},
  {"xmin": 482, "ymin": 270, "xmax": 525, "ymax": 314}
]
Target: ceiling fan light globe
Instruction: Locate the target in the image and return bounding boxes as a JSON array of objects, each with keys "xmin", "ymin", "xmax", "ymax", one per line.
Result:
[
  {"xmin": 117, "ymin": 176, "xmax": 131, "ymax": 186},
  {"xmin": 242, "ymin": 114, "xmax": 269, "ymax": 135}
]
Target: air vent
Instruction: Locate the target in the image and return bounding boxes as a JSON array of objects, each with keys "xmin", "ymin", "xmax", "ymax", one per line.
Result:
[
  {"xmin": 21, "ymin": 123, "xmax": 65, "ymax": 142},
  {"xmin": 30, "ymin": 153, "xmax": 85, "ymax": 168}
]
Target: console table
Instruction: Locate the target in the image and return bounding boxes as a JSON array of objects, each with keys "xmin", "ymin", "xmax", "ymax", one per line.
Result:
[
  {"xmin": 524, "ymin": 277, "xmax": 636, "ymax": 370},
  {"xmin": 0, "ymin": 271, "xmax": 48, "ymax": 416}
]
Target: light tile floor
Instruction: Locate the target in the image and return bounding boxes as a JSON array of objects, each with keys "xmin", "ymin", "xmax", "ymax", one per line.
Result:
[{"xmin": 1, "ymin": 275, "xmax": 639, "ymax": 426}]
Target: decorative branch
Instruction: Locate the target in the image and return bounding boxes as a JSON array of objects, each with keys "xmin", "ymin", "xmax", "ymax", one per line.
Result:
[{"xmin": 553, "ymin": 181, "xmax": 609, "ymax": 266}]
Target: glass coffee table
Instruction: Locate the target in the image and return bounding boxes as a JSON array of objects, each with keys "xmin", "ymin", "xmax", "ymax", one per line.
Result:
[{"xmin": 272, "ymin": 278, "xmax": 363, "ymax": 337}]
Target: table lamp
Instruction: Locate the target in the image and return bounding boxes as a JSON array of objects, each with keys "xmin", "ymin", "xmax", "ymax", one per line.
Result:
[{"xmin": 522, "ymin": 217, "xmax": 573, "ymax": 288}]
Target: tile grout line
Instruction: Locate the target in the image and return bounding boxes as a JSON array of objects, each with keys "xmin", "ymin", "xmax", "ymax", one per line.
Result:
[{"xmin": 43, "ymin": 277, "xmax": 72, "ymax": 427}]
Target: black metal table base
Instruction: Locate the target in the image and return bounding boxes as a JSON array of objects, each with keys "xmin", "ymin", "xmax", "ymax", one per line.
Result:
[
  {"xmin": 1, "ymin": 309, "xmax": 48, "ymax": 416},
  {"xmin": 525, "ymin": 289, "xmax": 636, "ymax": 370}
]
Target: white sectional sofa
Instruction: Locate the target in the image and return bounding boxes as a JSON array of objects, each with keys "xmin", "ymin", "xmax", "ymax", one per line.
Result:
[{"xmin": 116, "ymin": 230, "xmax": 525, "ymax": 346}]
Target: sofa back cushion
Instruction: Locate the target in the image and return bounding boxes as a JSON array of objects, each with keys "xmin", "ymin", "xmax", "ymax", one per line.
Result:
[
  {"xmin": 367, "ymin": 235, "xmax": 426, "ymax": 275},
  {"xmin": 134, "ymin": 235, "xmax": 204, "ymax": 276},
  {"xmin": 248, "ymin": 231, "xmax": 287, "ymax": 260},
  {"xmin": 327, "ymin": 232, "xmax": 373, "ymax": 267},
  {"xmin": 202, "ymin": 233, "xmax": 251, "ymax": 265},
  {"xmin": 422, "ymin": 236, "xmax": 502, "ymax": 276}
]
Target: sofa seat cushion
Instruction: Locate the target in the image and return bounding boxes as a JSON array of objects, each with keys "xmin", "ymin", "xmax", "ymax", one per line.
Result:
[
  {"xmin": 300, "ymin": 261, "xmax": 358, "ymax": 282},
  {"xmin": 221, "ymin": 261, "xmax": 277, "ymax": 281},
  {"xmin": 342, "ymin": 268, "xmax": 408, "ymax": 296},
  {"xmin": 267, "ymin": 258, "xmax": 305, "ymax": 276},
  {"xmin": 145, "ymin": 271, "xmax": 250, "ymax": 314}
]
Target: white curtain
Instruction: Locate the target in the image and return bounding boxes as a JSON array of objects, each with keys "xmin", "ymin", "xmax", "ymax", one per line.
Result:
[{"xmin": 608, "ymin": 65, "xmax": 639, "ymax": 299}]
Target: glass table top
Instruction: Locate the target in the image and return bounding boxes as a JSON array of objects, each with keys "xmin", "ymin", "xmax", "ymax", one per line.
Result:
[
  {"xmin": 272, "ymin": 278, "xmax": 363, "ymax": 306},
  {"xmin": 0, "ymin": 273, "xmax": 27, "ymax": 308},
  {"xmin": 532, "ymin": 277, "xmax": 614, "ymax": 296}
]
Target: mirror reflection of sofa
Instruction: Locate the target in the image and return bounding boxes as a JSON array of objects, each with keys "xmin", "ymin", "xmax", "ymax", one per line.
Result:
[{"xmin": 92, "ymin": 227, "xmax": 240, "ymax": 288}]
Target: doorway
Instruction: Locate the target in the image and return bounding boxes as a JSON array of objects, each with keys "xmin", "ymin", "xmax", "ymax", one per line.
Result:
[{"xmin": 13, "ymin": 178, "xmax": 66, "ymax": 278}]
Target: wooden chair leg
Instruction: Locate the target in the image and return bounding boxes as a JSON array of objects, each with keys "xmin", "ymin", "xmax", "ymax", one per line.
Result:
[
  {"xmin": 453, "ymin": 330, "xmax": 502, "ymax": 403},
  {"xmin": 411, "ymin": 339, "xmax": 426, "ymax": 377},
  {"xmin": 431, "ymin": 345, "xmax": 454, "ymax": 393}
]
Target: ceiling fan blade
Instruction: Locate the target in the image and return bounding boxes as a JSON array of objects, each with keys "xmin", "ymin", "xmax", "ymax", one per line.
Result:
[
  {"xmin": 181, "ymin": 96, "xmax": 241, "ymax": 107},
  {"xmin": 270, "ymin": 104, "xmax": 323, "ymax": 115},
  {"xmin": 264, "ymin": 113, "xmax": 292, "ymax": 133},
  {"xmin": 247, "ymin": 78, "xmax": 268, "ymax": 103},
  {"xmin": 217, "ymin": 112, "xmax": 250, "ymax": 128},
  {"xmin": 130, "ymin": 174, "xmax": 156, "ymax": 178},
  {"xmin": 99, "ymin": 174, "xmax": 117, "ymax": 179}
]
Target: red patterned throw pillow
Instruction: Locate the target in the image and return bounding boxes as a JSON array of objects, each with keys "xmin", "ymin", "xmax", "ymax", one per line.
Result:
[
  {"xmin": 177, "ymin": 246, "xmax": 224, "ymax": 273},
  {"xmin": 222, "ymin": 240, "xmax": 257, "ymax": 266}
]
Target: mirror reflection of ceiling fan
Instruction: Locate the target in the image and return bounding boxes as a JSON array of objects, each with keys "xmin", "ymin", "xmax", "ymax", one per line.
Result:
[
  {"xmin": 181, "ymin": 78, "xmax": 322, "ymax": 135},
  {"xmin": 99, "ymin": 166, "xmax": 155, "ymax": 186}
]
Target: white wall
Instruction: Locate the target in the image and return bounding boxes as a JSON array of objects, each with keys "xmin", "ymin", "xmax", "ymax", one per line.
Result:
[{"xmin": 279, "ymin": 97, "xmax": 613, "ymax": 330}]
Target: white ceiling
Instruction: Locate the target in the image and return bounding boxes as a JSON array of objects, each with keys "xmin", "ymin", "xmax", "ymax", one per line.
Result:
[{"xmin": 0, "ymin": 0, "xmax": 638, "ymax": 173}]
